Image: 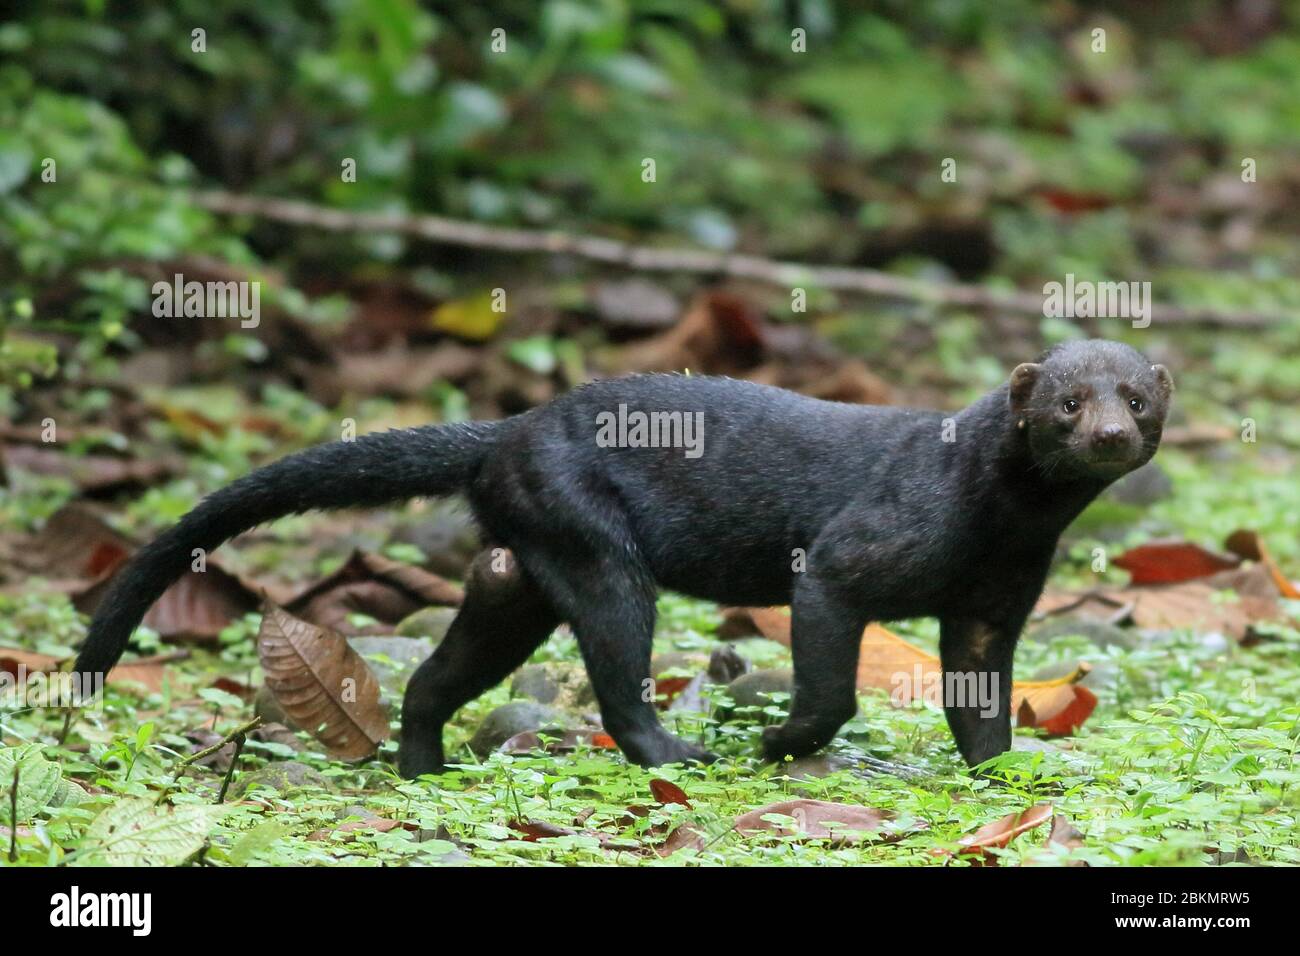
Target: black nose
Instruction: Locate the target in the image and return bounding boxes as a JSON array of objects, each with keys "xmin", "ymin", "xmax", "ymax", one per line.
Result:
[{"xmin": 1092, "ymin": 424, "xmax": 1127, "ymax": 448}]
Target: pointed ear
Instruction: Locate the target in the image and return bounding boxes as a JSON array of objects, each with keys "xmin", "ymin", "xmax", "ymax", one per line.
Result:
[
  {"xmin": 1152, "ymin": 364, "xmax": 1174, "ymax": 402},
  {"xmin": 1009, "ymin": 363, "xmax": 1040, "ymax": 414}
]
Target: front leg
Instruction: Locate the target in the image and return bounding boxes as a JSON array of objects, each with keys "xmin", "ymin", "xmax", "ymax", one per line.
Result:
[
  {"xmin": 761, "ymin": 573, "xmax": 866, "ymax": 762},
  {"xmin": 938, "ymin": 617, "xmax": 1018, "ymax": 767}
]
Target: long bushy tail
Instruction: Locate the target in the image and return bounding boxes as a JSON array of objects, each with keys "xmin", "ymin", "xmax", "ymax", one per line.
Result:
[{"xmin": 73, "ymin": 421, "xmax": 500, "ymax": 680}]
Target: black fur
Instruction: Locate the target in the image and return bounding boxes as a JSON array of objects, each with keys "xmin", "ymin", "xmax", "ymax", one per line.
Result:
[{"xmin": 73, "ymin": 339, "xmax": 1172, "ymax": 776}]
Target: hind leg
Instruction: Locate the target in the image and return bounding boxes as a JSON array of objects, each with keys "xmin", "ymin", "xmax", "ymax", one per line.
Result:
[
  {"xmin": 398, "ymin": 548, "xmax": 558, "ymax": 778},
  {"xmin": 516, "ymin": 546, "xmax": 714, "ymax": 768}
]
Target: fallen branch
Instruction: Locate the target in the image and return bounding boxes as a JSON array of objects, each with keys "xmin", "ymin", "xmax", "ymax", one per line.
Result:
[{"xmin": 194, "ymin": 189, "xmax": 1289, "ymax": 329}]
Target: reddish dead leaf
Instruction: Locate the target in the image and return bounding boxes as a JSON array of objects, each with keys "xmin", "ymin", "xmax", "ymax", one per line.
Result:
[
  {"xmin": 649, "ymin": 778, "xmax": 691, "ymax": 808},
  {"xmin": 256, "ymin": 601, "xmax": 389, "ymax": 761},
  {"xmin": 650, "ymin": 675, "xmax": 695, "ymax": 709},
  {"xmin": 734, "ymin": 799, "xmax": 903, "ymax": 844},
  {"xmin": 286, "ymin": 549, "xmax": 463, "ymax": 635},
  {"xmin": 210, "ymin": 675, "xmax": 257, "ymax": 702},
  {"xmin": 1113, "ymin": 540, "xmax": 1240, "ymax": 585},
  {"xmin": 941, "ymin": 803, "xmax": 1054, "ymax": 863},
  {"xmin": 1034, "ymin": 587, "xmax": 1133, "ymax": 625},
  {"xmin": 1012, "ymin": 665, "xmax": 1098, "ymax": 736},
  {"xmin": 1036, "ymin": 188, "xmax": 1113, "ymax": 213},
  {"xmin": 1021, "ymin": 814, "xmax": 1089, "ymax": 866},
  {"xmin": 1225, "ymin": 529, "xmax": 1300, "ymax": 599},
  {"xmin": 332, "ymin": 344, "xmax": 482, "ymax": 399}
]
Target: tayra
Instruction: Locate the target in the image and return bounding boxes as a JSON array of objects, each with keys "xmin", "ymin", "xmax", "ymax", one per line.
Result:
[{"xmin": 74, "ymin": 339, "xmax": 1172, "ymax": 777}]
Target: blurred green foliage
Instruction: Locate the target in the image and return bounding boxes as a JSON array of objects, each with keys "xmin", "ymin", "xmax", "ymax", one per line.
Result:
[{"xmin": 2, "ymin": 0, "xmax": 1300, "ymax": 392}]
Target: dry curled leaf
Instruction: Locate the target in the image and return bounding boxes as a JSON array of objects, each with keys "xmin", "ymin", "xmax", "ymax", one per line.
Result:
[
  {"xmin": 15, "ymin": 502, "xmax": 133, "ymax": 582},
  {"xmin": 1225, "ymin": 529, "xmax": 1300, "ymax": 598},
  {"xmin": 938, "ymin": 803, "xmax": 1054, "ymax": 863},
  {"xmin": 1013, "ymin": 665, "xmax": 1098, "ymax": 736},
  {"xmin": 649, "ymin": 778, "xmax": 691, "ymax": 808},
  {"xmin": 286, "ymin": 549, "xmax": 463, "ymax": 635},
  {"xmin": 256, "ymin": 601, "xmax": 389, "ymax": 760}
]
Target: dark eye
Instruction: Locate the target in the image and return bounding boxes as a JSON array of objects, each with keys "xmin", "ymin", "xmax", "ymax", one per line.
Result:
[
  {"xmin": 1062, "ymin": 399, "xmax": 1081, "ymax": 414},
  {"xmin": 1128, "ymin": 397, "xmax": 1144, "ymax": 413}
]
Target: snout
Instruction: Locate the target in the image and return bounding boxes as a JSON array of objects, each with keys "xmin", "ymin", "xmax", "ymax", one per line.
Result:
[
  {"xmin": 1090, "ymin": 423, "xmax": 1130, "ymax": 456},
  {"xmin": 1081, "ymin": 422, "xmax": 1140, "ymax": 476}
]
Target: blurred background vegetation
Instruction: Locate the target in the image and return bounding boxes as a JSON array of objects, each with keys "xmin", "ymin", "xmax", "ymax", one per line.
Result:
[{"xmin": 1, "ymin": 0, "xmax": 1299, "ymax": 548}]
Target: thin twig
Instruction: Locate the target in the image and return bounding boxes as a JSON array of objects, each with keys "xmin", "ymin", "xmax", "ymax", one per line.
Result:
[
  {"xmin": 174, "ymin": 716, "xmax": 263, "ymax": 781},
  {"xmin": 193, "ymin": 189, "xmax": 1291, "ymax": 330},
  {"xmin": 216, "ymin": 731, "xmax": 250, "ymax": 805}
]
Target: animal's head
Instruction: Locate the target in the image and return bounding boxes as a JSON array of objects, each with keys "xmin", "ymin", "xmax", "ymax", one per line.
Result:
[{"xmin": 1009, "ymin": 340, "xmax": 1173, "ymax": 483}]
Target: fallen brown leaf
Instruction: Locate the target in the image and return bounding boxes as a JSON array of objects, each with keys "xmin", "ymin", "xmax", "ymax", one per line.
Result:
[
  {"xmin": 938, "ymin": 803, "xmax": 1054, "ymax": 863},
  {"xmin": 1225, "ymin": 529, "xmax": 1300, "ymax": 599},
  {"xmin": 1034, "ymin": 563, "xmax": 1283, "ymax": 643},
  {"xmin": 256, "ymin": 601, "xmax": 390, "ymax": 761},
  {"xmin": 14, "ymin": 503, "xmax": 133, "ymax": 582},
  {"xmin": 1013, "ymin": 666, "xmax": 1098, "ymax": 736},
  {"xmin": 0, "ymin": 647, "xmax": 185, "ymax": 694},
  {"xmin": 649, "ymin": 778, "xmax": 691, "ymax": 808},
  {"xmin": 733, "ymin": 799, "xmax": 906, "ymax": 844},
  {"xmin": 74, "ymin": 560, "xmax": 261, "ymax": 644},
  {"xmin": 286, "ymin": 549, "xmax": 463, "ymax": 635},
  {"xmin": 658, "ymin": 824, "xmax": 708, "ymax": 857}
]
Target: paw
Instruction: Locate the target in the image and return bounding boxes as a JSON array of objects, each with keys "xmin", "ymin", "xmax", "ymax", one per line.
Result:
[
  {"xmin": 656, "ymin": 738, "xmax": 718, "ymax": 767},
  {"xmin": 624, "ymin": 732, "xmax": 717, "ymax": 768},
  {"xmin": 398, "ymin": 743, "xmax": 447, "ymax": 780},
  {"xmin": 760, "ymin": 723, "xmax": 822, "ymax": 763}
]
